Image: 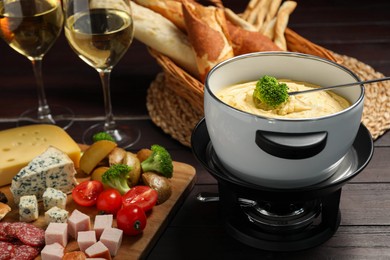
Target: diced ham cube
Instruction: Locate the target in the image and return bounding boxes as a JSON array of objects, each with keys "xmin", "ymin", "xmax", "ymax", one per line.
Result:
[
  {"xmin": 45, "ymin": 222, "xmax": 68, "ymax": 247},
  {"xmin": 78, "ymin": 230, "xmax": 97, "ymax": 252},
  {"xmin": 100, "ymin": 227, "xmax": 123, "ymax": 257},
  {"xmin": 68, "ymin": 209, "xmax": 91, "ymax": 239},
  {"xmin": 41, "ymin": 242, "xmax": 64, "ymax": 260},
  {"xmin": 93, "ymin": 214, "xmax": 113, "ymax": 239},
  {"xmin": 85, "ymin": 241, "xmax": 112, "ymax": 260}
]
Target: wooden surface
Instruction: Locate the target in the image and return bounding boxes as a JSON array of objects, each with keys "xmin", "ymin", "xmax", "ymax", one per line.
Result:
[
  {"xmin": 1, "ymin": 161, "xmax": 196, "ymax": 259},
  {"xmin": 0, "ymin": 0, "xmax": 389, "ymax": 259}
]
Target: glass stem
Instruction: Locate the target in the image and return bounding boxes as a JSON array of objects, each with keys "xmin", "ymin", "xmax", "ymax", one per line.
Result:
[
  {"xmin": 98, "ymin": 69, "xmax": 116, "ymax": 132},
  {"xmin": 31, "ymin": 58, "xmax": 55, "ymax": 124}
]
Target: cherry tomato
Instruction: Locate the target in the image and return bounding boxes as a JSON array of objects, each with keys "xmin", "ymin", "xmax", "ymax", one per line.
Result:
[
  {"xmin": 122, "ymin": 186, "xmax": 158, "ymax": 212},
  {"xmin": 72, "ymin": 180, "xmax": 104, "ymax": 207},
  {"xmin": 116, "ymin": 205, "xmax": 147, "ymax": 236},
  {"xmin": 96, "ymin": 189, "xmax": 122, "ymax": 215}
]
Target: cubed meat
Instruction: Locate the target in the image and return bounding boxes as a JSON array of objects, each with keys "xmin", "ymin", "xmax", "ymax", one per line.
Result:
[
  {"xmin": 45, "ymin": 222, "xmax": 68, "ymax": 247},
  {"xmin": 78, "ymin": 230, "xmax": 97, "ymax": 252},
  {"xmin": 68, "ymin": 209, "xmax": 91, "ymax": 239},
  {"xmin": 41, "ymin": 242, "xmax": 64, "ymax": 260},
  {"xmin": 85, "ymin": 241, "xmax": 112, "ymax": 260},
  {"xmin": 93, "ymin": 214, "xmax": 113, "ymax": 239},
  {"xmin": 100, "ymin": 227, "xmax": 123, "ymax": 257}
]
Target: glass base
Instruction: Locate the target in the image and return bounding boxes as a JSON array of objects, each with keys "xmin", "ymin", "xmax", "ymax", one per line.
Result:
[
  {"xmin": 82, "ymin": 122, "xmax": 141, "ymax": 149},
  {"xmin": 17, "ymin": 105, "xmax": 74, "ymax": 130}
]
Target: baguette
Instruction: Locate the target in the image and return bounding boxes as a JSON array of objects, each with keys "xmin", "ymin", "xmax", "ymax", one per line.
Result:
[
  {"xmin": 182, "ymin": 1, "xmax": 234, "ymax": 82},
  {"xmin": 130, "ymin": 1, "xmax": 199, "ymax": 78},
  {"xmin": 133, "ymin": 0, "xmax": 186, "ymax": 31}
]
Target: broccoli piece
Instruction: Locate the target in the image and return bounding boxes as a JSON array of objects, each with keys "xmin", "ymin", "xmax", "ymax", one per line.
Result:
[
  {"xmin": 141, "ymin": 145, "xmax": 173, "ymax": 178},
  {"xmin": 92, "ymin": 132, "xmax": 116, "ymax": 143},
  {"xmin": 101, "ymin": 164, "xmax": 132, "ymax": 194},
  {"xmin": 253, "ymin": 75, "xmax": 289, "ymax": 109}
]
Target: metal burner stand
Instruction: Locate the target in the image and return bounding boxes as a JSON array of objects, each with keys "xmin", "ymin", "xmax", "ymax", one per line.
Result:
[
  {"xmin": 218, "ymin": 181, "xmax": 342, "ymax": 252},
  {"xmin": 191, "ymin": 118, "xmax": 374, "ymax": 252}
]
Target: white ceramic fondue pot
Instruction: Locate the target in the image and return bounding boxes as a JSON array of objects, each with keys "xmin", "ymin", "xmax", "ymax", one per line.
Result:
[{"xmin": 204, "ymin": 52, "xmax": 364, "ymax": 188}]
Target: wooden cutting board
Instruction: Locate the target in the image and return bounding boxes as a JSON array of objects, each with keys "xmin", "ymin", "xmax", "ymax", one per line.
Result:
[{"xmin": 1, "ymin": 161, "xmax": 196, "ymax": 259}]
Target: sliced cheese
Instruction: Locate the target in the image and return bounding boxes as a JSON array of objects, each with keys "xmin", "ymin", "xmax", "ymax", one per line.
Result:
[{"xmin": 0, "ymin": 124, "xmax": 80, "ymax": 187}]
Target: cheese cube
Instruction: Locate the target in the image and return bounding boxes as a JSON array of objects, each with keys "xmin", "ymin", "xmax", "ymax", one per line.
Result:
[
  {"xmin": 43, "ymin": 187, "xmax": 67, "ymax": 210},
  {"xmin": 45, "ymin": 222, "xmax": 68, "ymax": 247},
  {"xmin": 45, "ymin": 206, "xmax": 69, "ymax": 224},
  {"xmin": 10, "ymin": 146, "xmax": 78, "ymax": 204},
  {"xmin": 19, "ymin": 195, "xmax": 39, "ymax": 222},
  {"xmin": 0, "ymin": 124, "xmax": 80, "ymax": 187}
]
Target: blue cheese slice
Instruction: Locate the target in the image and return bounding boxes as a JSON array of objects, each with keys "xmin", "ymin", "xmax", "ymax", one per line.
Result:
[
  {"xmin": 10, "ymin": 146, "xmax": 78, "ymax": 204},
  {"xmin": 19, "ymin": 195, "xmax": 39, "ymax": 222}
]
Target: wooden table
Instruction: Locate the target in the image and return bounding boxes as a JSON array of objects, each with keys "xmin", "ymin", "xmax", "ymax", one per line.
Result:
[{"xmin": 0, "ymin": 1, "xmax": 389, "ymax": 259}]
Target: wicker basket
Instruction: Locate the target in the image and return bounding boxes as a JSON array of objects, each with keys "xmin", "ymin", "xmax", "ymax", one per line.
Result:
[
  {"xmin": 147, "ymin": 28, "xmax": 389, "ymax": 147},
  {"xmin": 149, "ymin": 27, "xmax": 337, "ymax": 115}
]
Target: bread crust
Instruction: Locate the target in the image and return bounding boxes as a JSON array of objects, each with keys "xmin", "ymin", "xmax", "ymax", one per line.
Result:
[
  {"xmin": 0, "ymin": 202, "xmax": 11, "ymax": 220},
  {"xmin": 130, "ymin": 2, "xmax": 199, "ymax": 78},
  {"xmin": 182, "ymin": 1, "xmax": 233, "ymax": 82},
  {"xmin": 227, "ymin": 20, "xmax": 281, "ymax": 56},
  {"xmin": 133, "ymin": 0, "xmax": 186, "ymax": 31}
]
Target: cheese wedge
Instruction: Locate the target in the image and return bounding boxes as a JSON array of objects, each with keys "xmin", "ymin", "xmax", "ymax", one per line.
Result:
[
  {"xmin": 10, "ymin": 146, "xmax": 78, "ymax": 204},
  {"xmin": 0, "ymin": 124, "xmax": 80, "ymax": 187}
]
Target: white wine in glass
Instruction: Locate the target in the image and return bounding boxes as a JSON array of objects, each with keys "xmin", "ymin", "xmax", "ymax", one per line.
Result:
[
  {"xmin": 64, "ymin": 0, "xmax": 140, "ymax": 148},
  {"xmin": 0, "ymin": 0, "xmax": 74, "ymax": 129}
]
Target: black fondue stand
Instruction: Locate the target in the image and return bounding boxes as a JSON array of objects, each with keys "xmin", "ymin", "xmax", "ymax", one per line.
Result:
[{"xmin": 192, "ymin": 118, "xmax": 374, "ymax": 252}]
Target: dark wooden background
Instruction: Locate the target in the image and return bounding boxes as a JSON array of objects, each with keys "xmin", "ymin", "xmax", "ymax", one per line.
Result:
[{"xmin": 0, "ymin": 0, "xmax": 389, "ymax": 259}]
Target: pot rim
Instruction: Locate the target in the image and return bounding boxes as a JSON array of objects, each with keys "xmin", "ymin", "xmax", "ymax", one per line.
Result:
[{"xmin": 205, "ymin": 51, "xmax": 365, "ymax": 122}]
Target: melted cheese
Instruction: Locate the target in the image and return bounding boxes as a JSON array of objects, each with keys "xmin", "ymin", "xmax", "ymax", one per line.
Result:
[{"xmin": 217, "ymin": 80, "xmax": 350, "ymax": 119}]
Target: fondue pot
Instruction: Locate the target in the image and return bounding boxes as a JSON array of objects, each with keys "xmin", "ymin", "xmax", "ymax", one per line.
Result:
[
  {"xmin": 204, "ymin": 52, "xmax": 364, "ymax": 188},
  {"xmin": 191, "ymin": 118, "xmax": 373, "ymax": 251}
]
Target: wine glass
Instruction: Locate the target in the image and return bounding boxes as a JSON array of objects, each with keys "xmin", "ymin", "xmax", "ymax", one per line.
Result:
[
  {"xmin": 0, "ymin": 0, "xmax": 74, "ymax": 129},
  {"xmin": 63, "ymin": 0, "xmax": 140, "ymax": 148}
]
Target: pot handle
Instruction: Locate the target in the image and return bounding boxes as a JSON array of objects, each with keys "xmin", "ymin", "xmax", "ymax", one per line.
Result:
[{"xmin": 255, "ymin": 130, "xmax": 327, "ymax": 159}]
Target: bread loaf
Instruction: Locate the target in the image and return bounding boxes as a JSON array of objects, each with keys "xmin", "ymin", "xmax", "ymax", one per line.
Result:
[
  {"xmin": 227, "ymin": 20, "xmax": 281, "ymax": 55},
  {"xmin": 133, "ymin": 0, "xmax": 186, "ymax": 31},
  {"xmin": 130, "ymin": 1, "xmax": 199, "ymax": 78},
  {"xmin": 182, "ymin": 1, "xmax": 234, "ymax": 82}
]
